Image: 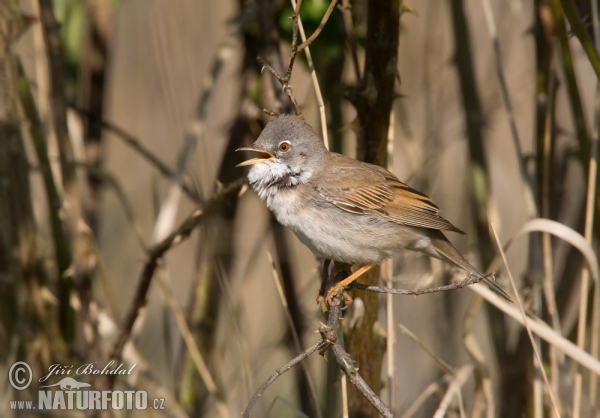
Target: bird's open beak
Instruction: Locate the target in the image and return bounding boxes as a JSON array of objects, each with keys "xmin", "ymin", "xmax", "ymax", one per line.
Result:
[{"xmin": 235, "ymin": 147, "xmax": 275, "ymax": 167}]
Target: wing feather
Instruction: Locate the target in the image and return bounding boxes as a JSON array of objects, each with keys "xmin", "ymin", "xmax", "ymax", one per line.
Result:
[{"xmin": 316, "ymin": 154, "xmax": 465, "ymax": 234}]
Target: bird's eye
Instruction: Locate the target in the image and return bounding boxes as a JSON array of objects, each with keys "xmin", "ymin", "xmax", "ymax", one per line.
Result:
[{"xmin": 278, "ymin": 141, "xmax": 291, "ymax": 152}]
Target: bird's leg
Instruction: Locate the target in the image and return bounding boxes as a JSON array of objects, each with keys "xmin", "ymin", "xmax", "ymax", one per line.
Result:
[
  {"xmin": 325, "ymin": 263, "xmax": 376, "ymax": 307},
  {"xmin": 317, "ymin": 260, "xmax": 353, "ymax": 312}
]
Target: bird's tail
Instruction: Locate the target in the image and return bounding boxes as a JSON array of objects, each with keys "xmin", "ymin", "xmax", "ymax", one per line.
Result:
[{"xmin": 428, "ymin": 232, "xmax": 512, "ymax": 302}]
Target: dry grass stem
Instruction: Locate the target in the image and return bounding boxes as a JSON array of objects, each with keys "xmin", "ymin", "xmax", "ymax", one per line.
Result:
[
  {"xmin": 400, "ymin": 377, "xmax": 445, "ymax": 418},
  {"xmin": 399, "ymin": 324, "xmax": 454, "ymax": 376},
  {"xmin": 267, "ymin": 251, "xmax": 323, "ymax": 418},
  {"xmin": 341, "ymin": 374, "xmax": 349, "ymax": 418},
  {"xmin": 290, "ymin": 0, "xmax": 330, "ymax": 149},
  {"xmin": 490, "ymin": 223, "xmax": 560, "ymax": 416},
  {"xmin": 156, "ymin": 272, "xmax": 229, "ymax": 418},
  {"xmin": 384, "ymin": 259, "xmax": 395, "ymax": 409}
]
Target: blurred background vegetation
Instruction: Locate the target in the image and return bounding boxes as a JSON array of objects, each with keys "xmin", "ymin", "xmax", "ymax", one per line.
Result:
[{"xmin": 1, "ymin": 0, "xmax": 600, "ymax": 417}]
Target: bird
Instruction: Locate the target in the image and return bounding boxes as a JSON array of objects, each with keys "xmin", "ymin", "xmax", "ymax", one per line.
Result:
[{"xmin": 236, "ymin": 114, "xmax": 511, "ymax": 302}]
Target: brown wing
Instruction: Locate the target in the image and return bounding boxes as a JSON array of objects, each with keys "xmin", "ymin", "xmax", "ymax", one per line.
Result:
[{"xmin": 316, "ymin": 154, "xmax": 465, "ymax": 234}]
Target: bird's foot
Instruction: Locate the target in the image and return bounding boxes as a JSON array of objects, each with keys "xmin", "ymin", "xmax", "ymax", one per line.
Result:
[{"xmin": 325, "ymin": 263, "xmax": 375, "ymax": 308}]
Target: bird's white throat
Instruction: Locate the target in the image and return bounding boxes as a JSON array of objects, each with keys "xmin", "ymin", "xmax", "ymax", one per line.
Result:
[{"xmin": 247, "ymin": 159, "xmax": 311, "ymax": 201}]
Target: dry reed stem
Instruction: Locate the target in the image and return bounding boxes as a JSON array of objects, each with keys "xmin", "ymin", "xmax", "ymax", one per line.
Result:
[
  {"xmin": 384, "ymin": 259, "xmax": 395, "ymax": 410},
  {"xmin": 577, "ymin": 6, "xmax": 600, "ymax": 408},
  {"xmin": 432, "ymin": 364, "xmax": 473, "ymax": 418},
  {"xmin": 490, "ymin": 224, "xmax": 561, "ymax": 416},
  {"xmin": 461, "ymin": 295, "xmax": 494, "ymax": 418},
  {"xmin": 472, "ymin": 282, "xmax": 600, "ymax": 374},
  {"xmin": 341, "ymin": 373, "xmax": 349, "ymax": 418},
  {"xmin": 588, "ymin": 84, "xmax": 600, "ymax": 406},
  {"xmin": 400, "ymin": 377, "xmax": 446, "ymax": 418}
]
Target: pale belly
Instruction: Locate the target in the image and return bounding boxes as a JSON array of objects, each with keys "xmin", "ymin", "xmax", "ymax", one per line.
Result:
[{"xmin": 266, "ymin": 189, "xmax": 430, "ymax": 264}]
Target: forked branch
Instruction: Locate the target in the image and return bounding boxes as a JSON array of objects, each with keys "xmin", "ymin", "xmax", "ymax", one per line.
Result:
[{"xmin": 257, "ymin": 0, "xmax": 339, "ymax": 118}]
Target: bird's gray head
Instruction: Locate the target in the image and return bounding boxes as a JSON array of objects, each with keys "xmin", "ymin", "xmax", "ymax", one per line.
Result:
[{"xmin": 236, "ymin": 115, "xmax": 327, "ymax": 199}]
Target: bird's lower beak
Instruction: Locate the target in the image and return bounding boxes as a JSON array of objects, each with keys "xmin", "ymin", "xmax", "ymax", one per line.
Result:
[{"xmin": 235, "ymin": 147, "xmax": 275, "ymax": 167}]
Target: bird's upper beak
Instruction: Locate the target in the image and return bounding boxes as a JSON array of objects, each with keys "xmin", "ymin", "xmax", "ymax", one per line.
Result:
[{"xmin": 235, "ymin": 146, "xmax": 275, "ymax": 167}]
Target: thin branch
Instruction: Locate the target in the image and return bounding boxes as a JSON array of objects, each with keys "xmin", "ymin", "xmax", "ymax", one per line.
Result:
[
  {"xmin": 338, "ymin": 0, "xmax": 361, "ymax": 81},
  {"xmin": 331, "ymin": 343, "xmax": 393, "ymax": 418},
  {"xmin": 296, "ymin": 0, "xmax": 339, "ymax": 52},
  {"xmin": 244, "ymin": 266, "xmax": 392, "ymax": 417},
  {"xmin": 256, "ymin": 0, "xmax": 331, "ymax": 147},
  {"xmin": 242, "ymin": 339, "xmax": 324, "ymax": 418},
  {"xmin": 283, "ymin": 0, "xmax": 303, "ymax": 81},
  {"xmin": 258, "ymin": 56, "xmax": 302, "ymax": 117},
  {"xmin": 109, "ymin": 179, "xmax": 244, "ymax": 375},
  {"xmin": 351, "ymin": 274, "xmax": 484, "ymax": 296}
]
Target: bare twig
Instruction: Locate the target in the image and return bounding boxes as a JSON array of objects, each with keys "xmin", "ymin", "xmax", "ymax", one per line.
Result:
[
  {"xmin": 351, "ymin": 273, "xmax": 485, "ymax": 296},
  {"xmin": 338, "ymin": 0, "xmax": 361, "ymax": 81},
  {"xmin": 244, "ymin": 267, "xmax": 392, "ymax": 417},
  {"xmin": 257, "ymin": 0, "xmax": 337, "ymax": 146},
  {"xmin": 109, "ymin": 179, "xmax": 244, "ymax": 375},
  {"xmin": 331, "ymin": 343, "xmax": 393, "ymax": 418},
  {"xmin": 283, "ymin": 0, "xmax": 303, "ymax": 81},
  {"xmin": 258, "ymin": 56, "xmax": 303, "ymax": 118},
  {"xmin": 296, "ymin": 0, "xmax": 339, "ymax": 52},
  {"xmin": 242, "ymin": 340, "xmax": 324, "ymax": 418}
]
